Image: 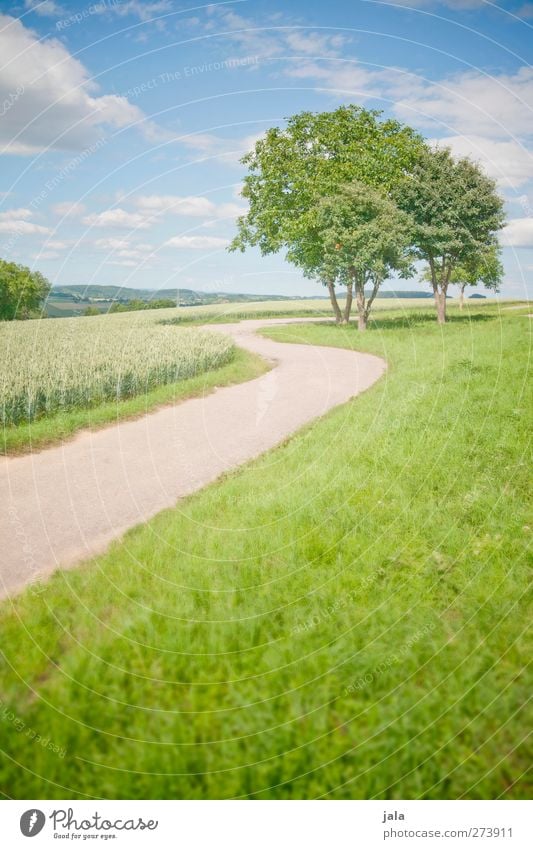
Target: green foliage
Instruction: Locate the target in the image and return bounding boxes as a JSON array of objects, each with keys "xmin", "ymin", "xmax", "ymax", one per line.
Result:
[
  {"xmin": 307, "ymin": 183, "xmax": 415, "ymax": 325},
  {"xmin": 310, "ymin": 184, "xmax": 413, "ymax": 285},
  {"xmin": 0, "ymin": 259, "xmax": 51, "ymax": 321},
  {"xmin": 231, "ymin": 109, "xmax": 505, "ymax": 326},
  {"xmin": 232, "ymin": 106, "xmax": 422, "ymax": 253},
  {"xmin": 230, "ymin": 106, "xmax": 423, "ymax": 322},
  {"xmin": 397, "ymin": 147, "xmax": 505, "ymax": 321},
  {"xmin": 450, "ymin": 243, "xmax": 504, "ymax": 292}
]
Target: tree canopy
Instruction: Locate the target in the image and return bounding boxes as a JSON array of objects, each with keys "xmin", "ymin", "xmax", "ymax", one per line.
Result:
[
  {"xmin": 450, "ymin": 243, "xmax": 503, "ymax": 307},
  {"xmin": 230, "ymin": 106, "xmax": 423, "ymax": 323},
  {"xmin": 304, "ymin": 183, "xmax": 414, "ymax": 328},
  {"xmin": 230, "ymin": 106, "xmax": 506, "ymax": 326},
  {"xmin": 0, "ymin": 259, "xmax": 51, "ymax": 321},
  {"xmin": 397, "ymin": 147, "xmax": 505, "ymax": 323}
]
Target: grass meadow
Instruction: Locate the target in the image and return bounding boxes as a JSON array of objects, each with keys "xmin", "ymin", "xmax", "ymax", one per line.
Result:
[{"xmin": 0, "ymin": 305, "xmax": 530, "ymax": 799}]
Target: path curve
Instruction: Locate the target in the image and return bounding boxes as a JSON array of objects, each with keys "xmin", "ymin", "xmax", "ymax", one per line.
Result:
[{"xmin": 0, "ymin": 318, "xmax": 386, "ymax": 599}]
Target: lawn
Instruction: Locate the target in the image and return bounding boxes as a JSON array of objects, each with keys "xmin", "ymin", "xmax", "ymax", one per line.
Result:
[{"xmin": 0, "ymin": 308, "xmax": 530, "ymax": 799}]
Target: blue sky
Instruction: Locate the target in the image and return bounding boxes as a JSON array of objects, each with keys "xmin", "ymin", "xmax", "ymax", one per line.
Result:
[{"xmin": 0, "ymin": 0, "xmax": 532, "ymax": 298}]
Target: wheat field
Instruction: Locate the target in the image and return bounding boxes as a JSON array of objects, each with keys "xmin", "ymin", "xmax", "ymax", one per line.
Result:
[{"xmin": 0, "ymin": 310, "xmax": 234, "ymax": 426}]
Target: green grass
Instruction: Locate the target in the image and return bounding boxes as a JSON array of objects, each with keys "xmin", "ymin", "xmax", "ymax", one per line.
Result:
[
  {"xmin": 0, "ymin": 309, "xmax": 530, "ymax": 800},
  {"xmin": 1, "ymin": 348, "xmax": 268, "ymax": 455},
  {"xmin": 160, "ymin": 296, "xmax": 526, "ymax": 325}
]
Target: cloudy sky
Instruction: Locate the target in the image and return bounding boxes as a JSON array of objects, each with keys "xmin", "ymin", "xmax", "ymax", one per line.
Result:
[{"xmin": 0, "ymin": 0, "xmax": 532, "ymax": 298}]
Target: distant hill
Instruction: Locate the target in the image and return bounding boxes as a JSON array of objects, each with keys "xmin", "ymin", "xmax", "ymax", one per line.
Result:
[
  {"xmin": 45, "ymin": 285, "xmax": 435, "ymax": 317},
  {"xmin": 45, "ymin": 286, "xmax": 297, "ymax": 317}
]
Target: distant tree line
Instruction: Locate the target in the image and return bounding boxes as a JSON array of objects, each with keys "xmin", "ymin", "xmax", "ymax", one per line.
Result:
[
  {"xmin": 83, "ymin": 298, "xmax": 176, "ymax": 316},
  {"xmin": 230, "ymin": 105, "xmax": 505, "ymax": 327}
]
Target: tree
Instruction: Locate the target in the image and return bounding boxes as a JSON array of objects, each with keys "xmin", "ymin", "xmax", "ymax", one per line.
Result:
[
  {"xmin": 450, "ymin": 244, "xmax": 503, "ymax": 309},
  {"xmin": 294, "ymin": 182, "xmax": 414, "ymax": 329},
  {"xmin": 0, "ymin": 259, "xmax": 51, "ymax": 320},
  {"xmin": 229, "ymin": 105, "xmax": 424, "ymax": 322},
  {"xmin": 397, "ymin": 147, "xmax": 505, "ymax": 324}
]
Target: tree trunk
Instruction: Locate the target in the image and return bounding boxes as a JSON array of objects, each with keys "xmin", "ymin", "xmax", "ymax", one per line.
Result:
[
  {"xmin": 364, "ymin": 276, "xmax": 381, "ymax": 326},
  {"xmin": 435, "ymin": 290, "xmax": 447, "ymax": 324},
  {"xmin": 459, "ymin": 285, "xmax": 465, "ymax": 310},
  {"xmin": 343, "ymin": 281, "xmax": 353, "ymax": 324},
  {"xmin": 430, "ymin": 258, "xmax": 446, "ymax": 325},
  {"xmin": 355, "ymin": 279, "xmax": 366, "ymax": 331},
  {"xmin": 326, "ymin": 280, "xmax": 342, "ymax": 324}
]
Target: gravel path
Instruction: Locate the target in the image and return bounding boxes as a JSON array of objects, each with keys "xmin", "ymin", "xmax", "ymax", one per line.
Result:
[{"xmin": 0, "ymin": 318, "xmax": 386, "ymax": 599}]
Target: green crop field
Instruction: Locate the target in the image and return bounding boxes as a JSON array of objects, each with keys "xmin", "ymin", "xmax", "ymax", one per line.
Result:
[
  {"xmin": 0, "ymin": 310, "xmax": 236, "ymax": 426},
  {"xmin": 0, "ymin": 307, "xmax": 530, "ymax": 800},
  {"xmin": 0, "ymin": 308, "xmax": 271, "ymax": 455}
]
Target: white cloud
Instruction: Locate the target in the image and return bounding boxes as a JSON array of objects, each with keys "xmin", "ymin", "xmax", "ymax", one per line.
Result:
[
  {"xmin": 392, "ymin": 67, "xmax": 533, "ymax": 139},
  {"xmin": 281, "ymin": 56, "xmax": 533, "ymax": 144},
  {"xmin": 436, "ymin": 135, "xmax": 533, "ymax": 189},
  {"xmin": 94, "ymin": 237, "xmax": 132, "ymax": 250},
  {"xmin": 0, "ymin": 208, "xmax": 50, "ymax": 234},
  {"xmin": 82, "ymin": 209, "xmax": 149, "ymax": 229},
  {"xmin": 203, "ymin": 6, "xmax": 349, "ymax": 62},
  {"xmin": 165, "ymin": 235, "xmax": 229, "ymax": 249},
  {"xmin": 0, "ymin": 220, "xmax": 50, "ymax": 234},
  {"xmin": 501, "ymin": 218, "xmax": 533, "ymax": 248},
  {"xmin": 178, "ymin": 130, "xmax": 264, "ymax": 165},
  {"xmin": 134, "ymin": 194, "xmax": 246, "ymax": 219},
  {"xmin": 285, "ymin": 59, "xmax": 533, "ymax": 141},
  {"xmin": 51, "ymin": 201, "xmax": 86, "ymax": 217},
  {"xmin": 285, "ymin": 32, "xmax": 348, "ymax": 57},
  {"xmin": 98, "ymin": 0, "xmax": 172, "ymax": 21},
  {"xmin": 115, "ymin": 249, "xmax": 141, "ymax": 258},
  {"xmin": 0, "ymin": 208, "xmax": 33, "ymax": 221},
  {"xmin": 135, "ymin": 195, "xmax": 216, "ymax": 217},
  {"xmin": 0, "ymin": 14, "xmax": 145, "ymax": 155},
  {"xmin": 24, "ymin": 0, "xmax": 66, "ymax": 16},
  {"xmin": 285, "ymin": 60, "xmax": 378, "ymax": 96},
  {"xmin": 93, "ymin": 237, "xmax": 154, "ymax": 264},
  {"xmin": 38, "ymin": 250, "xmax": 61, "ymax": 259}
]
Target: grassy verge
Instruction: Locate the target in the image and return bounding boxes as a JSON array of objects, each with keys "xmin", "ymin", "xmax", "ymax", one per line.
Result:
[
  {"xmin": 0, "ymin": 310, "xmax": 530, "ymax": 799},
  {"xmin": 161, "ymin": 309, "xmax": 329, "ymax": 326},
  {"xmin": 1, "ymin": 347, "xmax": 268, "ymax": 455},
  {"xmin": 165, "ymin": 300, "xmax": 531, "ymax": 327}
]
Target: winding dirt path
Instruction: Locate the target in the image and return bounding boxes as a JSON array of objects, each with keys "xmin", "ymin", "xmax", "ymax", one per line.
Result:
[{"xmin": 0, "ymin": 318, "xmax": 386, "ymax": 599}]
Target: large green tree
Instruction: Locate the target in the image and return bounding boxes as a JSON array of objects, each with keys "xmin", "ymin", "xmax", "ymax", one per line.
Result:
[
  {"xmin": 0, "ymin": 260, "xmax": 51, "ymax": 320},
  {"xmin": 229, "ymin": 106, "xmax": 423, "ymax": 321},
  {"xmin": 397, "ymin": 147, "xmax": 505, "ymax": 324},
  {"xmin": 294, "ymin": 182, "xmax": 414, "ymax": 329}
]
